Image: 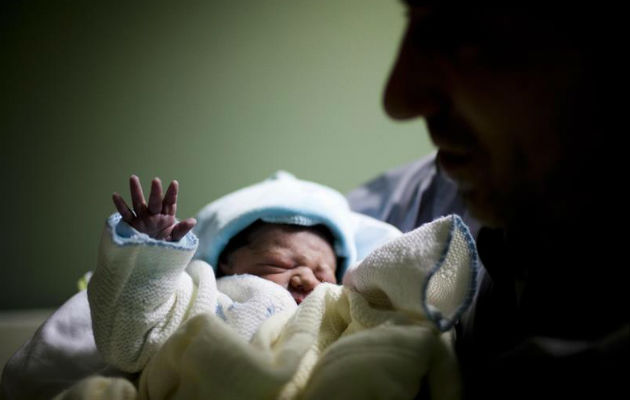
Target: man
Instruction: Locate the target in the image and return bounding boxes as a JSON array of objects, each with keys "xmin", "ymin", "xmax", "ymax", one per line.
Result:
[{"xmin": 350, "ymin": 4, "xmax": 627, "ymax": 399}]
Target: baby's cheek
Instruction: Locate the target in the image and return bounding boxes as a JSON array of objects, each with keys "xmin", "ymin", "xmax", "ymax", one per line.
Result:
[
  {"xmin": 322, "ymin": 270, "xmax": 337, "ymax": 284},
  {"xmin": 262, "ymin": 272, "xmax": 290, "ymax": 289}
]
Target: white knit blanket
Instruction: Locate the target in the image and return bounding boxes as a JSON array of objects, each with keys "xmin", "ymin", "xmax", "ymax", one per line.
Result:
[
  {"xmin": 86, "ymin": 213, "xmax": 299, "ymax": 374},
  {"xmin": 56, "ymin": 215, "xmax": 478, "ymax": 400}
]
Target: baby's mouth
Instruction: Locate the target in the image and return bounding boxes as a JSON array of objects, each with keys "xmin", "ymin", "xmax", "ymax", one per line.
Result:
[{"xmin": 292, "ymin": 292, "xmax": 306, "ymax": 305}]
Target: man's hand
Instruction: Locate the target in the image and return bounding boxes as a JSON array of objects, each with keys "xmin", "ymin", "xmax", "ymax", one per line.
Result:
[{"xmin": 112, "ymin": 175, "xmax": 196, "ymax": 242}]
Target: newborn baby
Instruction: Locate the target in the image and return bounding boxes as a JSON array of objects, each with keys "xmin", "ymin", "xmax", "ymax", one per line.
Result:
[
  {"xmin": 89, "ymin": 171, "xmax": 400, "ymax": 372},
  {"xmin": 50, "ymin": 172, "xmax": 479, "ymax": 400}
]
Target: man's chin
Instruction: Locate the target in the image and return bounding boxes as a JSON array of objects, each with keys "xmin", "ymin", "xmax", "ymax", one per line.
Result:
[{"xmin": 460, "ymin": 189, "xmax": 506, "ymax": 229}]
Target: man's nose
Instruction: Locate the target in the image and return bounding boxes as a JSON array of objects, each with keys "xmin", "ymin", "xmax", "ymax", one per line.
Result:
[
  {"xmin": 289, "ymin": 267, "xmax": 318, "ymax": 293},
  {"xmin": 383, "ymin": 23, "xmax": 446, "ymax": 120}
]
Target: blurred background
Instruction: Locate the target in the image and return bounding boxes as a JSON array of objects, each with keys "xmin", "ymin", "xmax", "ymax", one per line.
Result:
[{"xmin": 0, "ymin": 0, "xmax": 432, "ymax": 321}]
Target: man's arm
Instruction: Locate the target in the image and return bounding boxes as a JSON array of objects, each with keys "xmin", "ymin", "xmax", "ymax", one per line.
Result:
[{"xmin": 0, "ymin": 291, "xmax": 130, "ymax": 400}]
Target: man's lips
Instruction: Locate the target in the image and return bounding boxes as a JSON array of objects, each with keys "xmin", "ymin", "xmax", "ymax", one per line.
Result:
[
  {"xmin": 426, "ymin": 112, "xmax": 477, "ymax": 155},
  {"xmin": 430, "ymin": 133, "xmax": 473, "ymax": 156},
  {"xmin": 426, "ymin": 114, "xmax": 479, "ymax": 188}
]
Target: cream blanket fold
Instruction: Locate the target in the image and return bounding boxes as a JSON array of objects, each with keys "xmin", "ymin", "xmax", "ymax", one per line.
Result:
[{"xmin": 55, "ymin": 215, "xmax": 478, "ymax": 400}]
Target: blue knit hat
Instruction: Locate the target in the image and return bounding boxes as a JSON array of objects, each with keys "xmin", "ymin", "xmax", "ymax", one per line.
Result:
[{"xmin": 193, "ymin": 171, "xmax": 401, "ymax": 281}]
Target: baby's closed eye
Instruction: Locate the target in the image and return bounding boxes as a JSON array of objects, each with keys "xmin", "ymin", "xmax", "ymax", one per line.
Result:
[{"xmin": 255, "ymin": 262, "xmax": 293, "ymax": 275}]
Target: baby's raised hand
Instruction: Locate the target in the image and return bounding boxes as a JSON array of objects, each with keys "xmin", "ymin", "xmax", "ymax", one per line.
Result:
[{"xmin": 112, "ymin": 175, "xmax": 196, "ymax": 242}]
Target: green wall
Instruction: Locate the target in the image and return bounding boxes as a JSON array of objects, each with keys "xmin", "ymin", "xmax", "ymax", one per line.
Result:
[{"xmin": 0, "ymin": 0, "xmax": 433, "ymax": 309}]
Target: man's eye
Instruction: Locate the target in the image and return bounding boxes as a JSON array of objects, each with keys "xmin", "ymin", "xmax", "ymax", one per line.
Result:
[
  {"xmin": 408, "ymin": 20, "xmax": 462, "ymax": 53},
  {"xmin": 405, "ymin": 8, "xmax": 489, "ymax": 58}
]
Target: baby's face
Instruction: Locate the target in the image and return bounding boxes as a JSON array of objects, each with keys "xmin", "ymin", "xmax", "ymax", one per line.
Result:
[{"xmin": 219, "ymin": 224, "xmax": 337, "ymax": 304}]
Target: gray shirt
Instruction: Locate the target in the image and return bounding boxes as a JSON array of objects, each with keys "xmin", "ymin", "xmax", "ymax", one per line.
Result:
[{"xmin": 347, "ymin": 153, "xmax": 480, "ymax": 237}]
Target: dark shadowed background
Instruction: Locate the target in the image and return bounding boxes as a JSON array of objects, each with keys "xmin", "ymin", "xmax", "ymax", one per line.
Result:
[{"xmin": 0, "ymin": 0, "xmax": 432, "ymax": 310}]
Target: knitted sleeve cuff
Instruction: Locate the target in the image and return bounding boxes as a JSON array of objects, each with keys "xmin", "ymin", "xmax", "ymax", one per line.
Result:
[{"xmin": 108, "ymin": 213, "xmax": 198, "ymax": 251}]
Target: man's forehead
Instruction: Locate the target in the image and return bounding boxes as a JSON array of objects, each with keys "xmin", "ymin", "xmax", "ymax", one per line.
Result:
[
  {"xmin": 399, "ymin": 0, "xmax": 427, "ymax": 6},
  {"xmin": 398, "ymin": 2, "xmax": 506, "ymax": 21},
  {"xmin": 399, "ymin": 1, "xmax": 469, "ymax": 8},
  {"xmin": 398, "ymin": 3, "xmax": 579, "ymax": 16}
]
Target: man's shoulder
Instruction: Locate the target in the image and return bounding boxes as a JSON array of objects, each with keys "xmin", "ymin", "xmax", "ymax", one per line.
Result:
[{"xmin": 347, "ymin": 153, "xmax": 437, "ymax": 218}]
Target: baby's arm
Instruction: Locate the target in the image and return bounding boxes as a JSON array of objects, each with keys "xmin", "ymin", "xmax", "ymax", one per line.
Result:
[{"xmin": 88, "ymin": 176, "xmax": 217, "ymax": 373}]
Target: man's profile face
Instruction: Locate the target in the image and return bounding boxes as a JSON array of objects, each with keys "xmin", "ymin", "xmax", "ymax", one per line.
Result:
[{"xmin": 385, "ymin": 4, "xmax": 592, "ymax": 228}]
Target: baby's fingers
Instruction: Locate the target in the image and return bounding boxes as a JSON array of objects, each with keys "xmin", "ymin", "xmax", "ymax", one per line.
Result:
[
  {"xmin": 162, "ymin": 180, "xmax": 179, "ymax": 216},
  {"xmin": 170, "ymin": 218, "xmax": 196, "ymax": 242},
  {"xmin": 129, "ymin": 175, "xmax": 148, "ymax": 217},
  {"xmin": 113, "ymin": 193, "xmax": 135, "ymax": 222},
  {"xmin": 148, "ymin": 178, "xmax": 163, "ymax": 215}
]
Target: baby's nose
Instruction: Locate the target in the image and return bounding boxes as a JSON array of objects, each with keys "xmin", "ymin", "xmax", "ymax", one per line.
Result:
[{"xmin": 289, "ymin": 267, "xmax": 318, "ymax": 293}]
